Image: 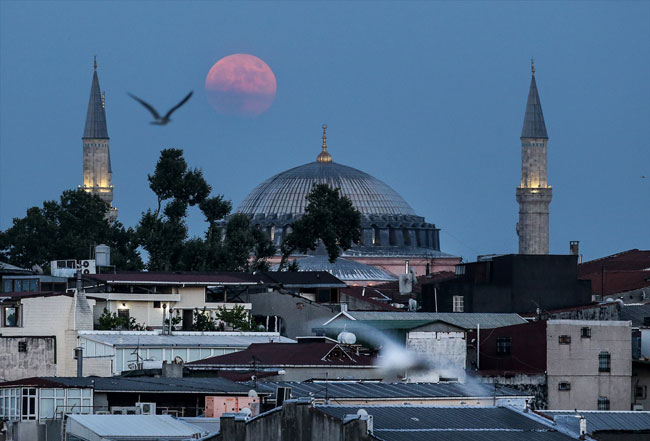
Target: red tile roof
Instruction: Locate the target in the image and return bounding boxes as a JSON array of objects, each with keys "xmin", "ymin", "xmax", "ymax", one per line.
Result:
[
  {"xmin": 187, "ymin": 342, "xmax": 377, "ymax": 367},
  {"xmin": 578, "ymin": 249, "xmax": 650, "ymax": 295}
]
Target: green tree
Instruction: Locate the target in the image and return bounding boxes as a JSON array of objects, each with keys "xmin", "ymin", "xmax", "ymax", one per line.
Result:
[
  {"xmin": 215, "ymin": 304, "xmax": 253, "ymax": 331},
  {"xmin": 280, "ymin": 184, "xmax": 361, "ymax": 267},
  {"xmin": 97, "ymin": 308, "xmax": 145, "ymax": 331},
  {"xmin": 0, "ymin": 190, "xmax": 142, "ymax": 270},
  {"xmin": 192, "ymin": 307, "xmax": 217, "ymax": 331},
  {"xmin": 138, "ymin": 148, "xmax": 275, "ymax": 272}
]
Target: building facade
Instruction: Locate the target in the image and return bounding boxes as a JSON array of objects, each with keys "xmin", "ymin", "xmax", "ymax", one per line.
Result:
[
  {"xmin": 81, "ymin": 57, "xmax": 117, "ymax": 220},
  {"xmin": 516, "ymin": 62, "xmax": 551, "ymax": 255}
]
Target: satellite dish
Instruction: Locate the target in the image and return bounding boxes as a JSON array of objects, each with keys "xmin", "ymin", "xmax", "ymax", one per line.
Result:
[
  {"xmin": 357, "ymin": 409, "xmax": 368, "ymax": 417},
  {"xmin": 174, "ymin": 355, "xmax": 184, "ymax": 364},
  {"xmin": 337, "ymin": 331, "xmax": 357, "ymax": 345},
  {"xmin": 240, "ymin": 407, "xmax": 252, "ymax": 417},
  {"xmin": 248, "ymin": 389, "xmax": 258, "ymax": 398}
]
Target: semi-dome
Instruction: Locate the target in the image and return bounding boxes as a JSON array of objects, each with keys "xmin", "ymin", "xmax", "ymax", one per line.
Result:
[{"xmin": 237, "ymin": 161, "xmax": 416, "ymax": 217}]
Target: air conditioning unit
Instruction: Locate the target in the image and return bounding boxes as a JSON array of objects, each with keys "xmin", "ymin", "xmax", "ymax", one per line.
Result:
[
  {"xmin": 633, "ymin": 404, "xmax": 644, "ymax": 411},
  {"xmin": 110, "ymin": 406, "xmax": 140, "ymax": 415},
  {"xmin": 136, "ymin": 402, "xmax": 156, "ymax": 415},
  {"xmin": 78, "ymin": 259, "xmax": 97, "ymax": 275}
]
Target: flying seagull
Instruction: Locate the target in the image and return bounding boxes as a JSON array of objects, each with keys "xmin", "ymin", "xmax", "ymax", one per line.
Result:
[{"xmin": 128, "ymin": 91, "xmax": 193, "ymax": 125}]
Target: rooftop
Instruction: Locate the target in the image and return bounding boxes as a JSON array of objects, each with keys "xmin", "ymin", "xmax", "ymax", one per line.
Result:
[
  {"xmin": 250, "ymin": 381, "xmax": 530, "ymax": 400},
  {"xmin": 324, "ymin": 311, "xmax": 527, "ymax": 330},
  {"xmin": 620, "ymin": 303, "xmax": 650, "ymax": 327},
  {"xmin": 66, "ymin": 414, "xmax": 205, "ymax": 439},
  {"xmin": 540, "ymin": 410, "xmax": 650, "ymax": 434},
  {"xmin": 0, "ymin": 376, "xmax": 253, "ymax": 394},
  {"xmin": 78, "ymin": 330, "xmax": 295, "ymax": 347},
  {"xmin": 578, "ymin": 249, "xmax": 650, "ymax": 296},
  {"xmin": 272, "ymin": 255, "xmax": 398, "ymax": 283},
  {"xmin": 317, "ymin": 405, "xmax": 578, "ymax": 441},
  {"xmin": 187, "ymin": 342, "xmax": 376, "ymax": 368}
]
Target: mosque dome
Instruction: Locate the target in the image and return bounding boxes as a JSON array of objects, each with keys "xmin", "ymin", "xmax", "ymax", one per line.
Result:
[
  {"xmin": 236, "ymin": 126, "xmax": 445, "ymax": 256},
  {"xmin": 237, "ymin": 161, "xmax": 416, "ymax": 218}
]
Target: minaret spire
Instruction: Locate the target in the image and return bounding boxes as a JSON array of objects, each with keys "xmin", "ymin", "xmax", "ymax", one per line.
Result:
[
  {"xmin": 82, "ymin": 57, "xmax": 117, "ymax": 220},
  {"xmin": 317, "ymin": 123, "xmax": 332, "ymax": 163},
  {"xmin": 516, "ymin": 63, "xmax": 552, "ymax": 254}
]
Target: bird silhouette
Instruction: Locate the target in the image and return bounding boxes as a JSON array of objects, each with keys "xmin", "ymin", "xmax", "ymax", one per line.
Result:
[{"xmin": 128, "ymin": 91, "xmax": 193, "ymax": 125}]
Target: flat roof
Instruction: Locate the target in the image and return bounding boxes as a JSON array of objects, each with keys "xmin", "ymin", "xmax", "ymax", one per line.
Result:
[
  {"xmin": 325, "ymin": 311, "xmax": 527, "ymax": 330},
  {"xmin": 67, "ymin": 414, "xmax": 206, "ymax": 438},
  {"xmin": 78, "ymin": 331, "xmax": 295, "ymax": 348}
]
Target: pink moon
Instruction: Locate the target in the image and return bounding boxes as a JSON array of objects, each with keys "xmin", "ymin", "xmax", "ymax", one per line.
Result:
[{"xmin": 205, "ymin": 54, "xmax": 277, "ymax": 117}]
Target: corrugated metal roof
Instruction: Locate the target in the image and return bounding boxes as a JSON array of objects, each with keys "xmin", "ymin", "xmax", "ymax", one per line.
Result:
[
  {"xmin": 264, "ymin": 270, "xmax": 347, "ymax": 287},
  {"xmin": 620, "ymin": 304, "xmax": 650, "ymax": 327},
  {"xmin": 79, "ymin": 332, "xmax": 295, "ymax": 348},
  {"xmin": 67, "ymin": 414, "xmax": 204, "ymax": 438},
  {"xmin": 250, "ymin": 381, "xmax": 530, "ymax": 400},
  {"xmin": 187, "ymin": 342, "xmax": 376, "ymax": 367},
  {"xmin": 373, "ymin": 432, "xmax": 577, "ymax": 441},
  {"xmin": 316, "ymin": 405, "xmax": 577, "ymax": 440},
  {"xmin": 328, "ymin": 311, "xmax": 526, "ymax": 329},
  {"xmin": 542, "ymin": 410, "xmax": 650, "ymax": 433},
  {"xmin": 272, "ymin": 255, "xmax": 397, "ymax": 283}
]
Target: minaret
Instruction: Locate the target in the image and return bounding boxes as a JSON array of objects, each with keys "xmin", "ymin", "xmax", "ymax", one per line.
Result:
[
  {"xmin": 516, "ymin": 61, "xmax": 551, "ymax": 254},
  {"xmin": 82, "ymin": 57, "xmax": 117, "ymax": 220}
]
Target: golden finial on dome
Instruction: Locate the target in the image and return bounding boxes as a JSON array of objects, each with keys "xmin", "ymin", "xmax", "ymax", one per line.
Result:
[{"xmin": 317, "ymin": 123, "xmax": 332, "ymax": 163}]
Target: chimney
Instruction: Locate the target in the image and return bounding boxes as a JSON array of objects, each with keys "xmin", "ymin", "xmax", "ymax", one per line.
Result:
[
  {"xmin": 579, "ymin": 416, "xmax": 587, "ymax": 436},
  {"xmin": 74, "ymin": 347, "xmax": 84, "ymax": 377},
  {"xmin": 570, "ymin": 241, "xmax": 579, "ymax": 256}
]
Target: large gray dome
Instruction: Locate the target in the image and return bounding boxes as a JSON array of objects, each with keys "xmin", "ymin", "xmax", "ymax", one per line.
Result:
[{"xmin": 237, "ymin": 161, "xmax": 416, "ymax": 217}]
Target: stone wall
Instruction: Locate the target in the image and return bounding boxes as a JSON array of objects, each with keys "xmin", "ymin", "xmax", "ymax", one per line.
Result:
[{"xmin": 0, "ymin": 336, "xmax": 56, "ymax": 381}]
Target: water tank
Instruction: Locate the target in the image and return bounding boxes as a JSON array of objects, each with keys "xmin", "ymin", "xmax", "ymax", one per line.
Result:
[
  {"xmin": 95, "ymin": 244, "xmax": 111, "ymax": 267},
  {"xmin": 337, "ymin": 331, "xmax": 357, "ymax": 345}
]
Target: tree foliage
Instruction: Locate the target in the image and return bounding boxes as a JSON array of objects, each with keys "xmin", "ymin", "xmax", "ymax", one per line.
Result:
[
  {"xmin": 97, "ymin": 308, "xmax": 145, "ymax": 331},
  {"xmin": 280, "ymin": 183, "xmax": 361, "ymax": 267},
  {"xmin": 0, "ymin": 190, "xmax": 142, "ymax": 270},
  {"xmin": 137, "ymin": 148, "xmax": 275, "ymax": 272}
]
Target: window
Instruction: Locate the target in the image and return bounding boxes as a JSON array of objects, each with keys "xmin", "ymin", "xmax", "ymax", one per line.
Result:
[
  {"xmin": 558, "ymin": 382, "xmax": 571, "ymax": 391},
  {"xmin": 496, "ymin": 337, "xmax": 512, "ymax": 355},
  {"xmin": 581, "ymin": 327, "xmax": 591, "ymax": 338},
  {"xmin": 558, "ymin": 335, "xmax": 571, "ymax": 345},
  {"xmin": 598, "ymin": 396, "xmax": 610, "ymax": 410},
  {"xmin": 153, "ymin": 301, "xmax": 161, "ymax": 309},
  {"xmin": 18, "ymin": 341, "xmax": 27, "ymax": 352},
  {"xmin": 0, "ymin": 388, "xmax": 21, "ymax": 420},
  {"xmin": 635, "ymin": 386, "xmax": 647, "ymax": 400},
  {"xmin": 599, "ymin": 351, "xmax": 611, "ymax": 372},
  {"xmin": 1, "ymin": 278, "xmax": 38, "ymax": 293},
  {"xmin": 206, "ymin": 286, "xmax": 226, "ymax": 303},
  {"xmin": 117, "ymin": 309, "xmax": 129, "ymax": 319},
  {"xmin": 2, "ymin": 306, "xmax": 20, "ymax": 327},
  {"xmin": 21, "ymin": 388, "xmax": 37, "ymax": 420},
  {"xmin": 452, "ymin": 296, "xmax": 464, "ymax": 312}
]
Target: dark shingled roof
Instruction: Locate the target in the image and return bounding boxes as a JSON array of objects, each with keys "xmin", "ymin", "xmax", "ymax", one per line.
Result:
[
  {"xmin": 317, "ymin": 405, "xmax": 578, "ymax": 441},
  {"xmin": 82, "ymin": 68, "xmax": 109, "ymax": 139},
  {"xmin": 0, "ymin": 376, "xmax": 251, "ymax": 394},
  {"xmin": 521, "ymin": 73, "xmax": 548, "ymax": 139},
  {"xmin": 187, "ymin": 342, "xmax": 376, "ymax": 367}
]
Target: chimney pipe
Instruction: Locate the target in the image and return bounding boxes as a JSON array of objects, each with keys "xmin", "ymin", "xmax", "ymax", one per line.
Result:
[
  {"xmin": 570, "ymin": 241, "xmax": 579, "ymax": 256},
  {"xmin": 74, "ymin": 347, "xmax": 84, "ymax": 377}
]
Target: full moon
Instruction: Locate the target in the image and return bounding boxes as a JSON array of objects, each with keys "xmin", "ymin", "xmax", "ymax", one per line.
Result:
[{"xmin": 205, "ymin": 54, "xmax": 277, "ymax": 117}]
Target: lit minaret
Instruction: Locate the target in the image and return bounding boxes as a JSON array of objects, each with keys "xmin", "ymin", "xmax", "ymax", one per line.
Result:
[
  {"xmin": 82, "ymin": 57, "xmax": 117, "ymax": 220},
  {"xmin": 516, "ymin": 61, "xmax": 551, "ymax": 254}
]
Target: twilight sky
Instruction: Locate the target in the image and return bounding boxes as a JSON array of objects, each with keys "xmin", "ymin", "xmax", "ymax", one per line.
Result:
[{"xmin": 1, "ymin": 1, "xmax": 648, "ymax": 263}]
